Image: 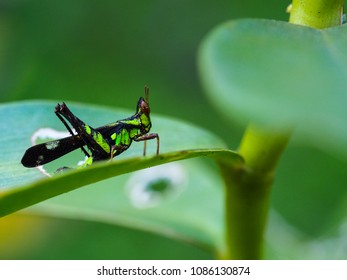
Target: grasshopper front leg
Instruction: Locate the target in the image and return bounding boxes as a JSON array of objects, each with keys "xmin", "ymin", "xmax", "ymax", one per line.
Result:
[
  {"xmin": 134, "ymin": 133, "xmax": 160, "ymax": 156},
  {"xmin": 110, "ymin": 144, "xmax": 128, "ymax": 160}
]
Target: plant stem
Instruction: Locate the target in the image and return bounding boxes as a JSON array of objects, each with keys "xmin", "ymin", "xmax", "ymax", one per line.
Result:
[
  {"xmin": 289, "ymin": 0, "xmax": 344, "ymax": 28},
  {"xmin": 219, "ymin": 126, "xmax": 289, "ymax": 259}
]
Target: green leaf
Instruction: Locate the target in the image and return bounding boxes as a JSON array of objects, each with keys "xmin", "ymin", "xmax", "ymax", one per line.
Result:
[
  {"xmin": 26, "ymin": 158, "xmax": 228, "ymax": 254},
  {"xmin": 199, "ymin": 19, "xmax": 347, "ymax": 158},
  {"xmin": 0, "ymin": 101, "xmax": 242, "ymax": 251}
]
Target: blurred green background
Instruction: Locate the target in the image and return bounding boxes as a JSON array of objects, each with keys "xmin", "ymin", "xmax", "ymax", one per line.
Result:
[
  {"xmin": 0, "ymin": 0, "xmax": 289, "ymax": 144},
  {"xmin": 2, "ymin": 0, "xmax": 347, "ymax": 259}
]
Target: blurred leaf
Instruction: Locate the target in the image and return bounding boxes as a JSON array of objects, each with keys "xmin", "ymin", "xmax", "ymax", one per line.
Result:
[
  {"xmin": 272, "ymin": 144, "xmax": 347, "ymax": 237},
  {"xmin": 199, "ymin": 19, "xmax": 347, "ymax": 158},
  {"xmin": 26, "ymin": 158, "xmax": 227, "ymax": 255},
  {"xmin": 0, "ymin": 213, "xmax": 213, "ymax": 259},
  {"xmin": 266, "ymin": 209, "xmax": 347, "ymax": 259}
]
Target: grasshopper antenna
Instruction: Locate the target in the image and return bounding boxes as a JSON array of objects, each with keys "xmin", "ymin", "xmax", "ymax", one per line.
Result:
[{"xmin": 144, "ymin": 85, "xmax": 150, "ymax": 103}]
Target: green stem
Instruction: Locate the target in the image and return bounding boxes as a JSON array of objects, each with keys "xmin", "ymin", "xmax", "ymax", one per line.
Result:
[
  {"xmin": 219, "ymin": 126, "xmax": 289, "ymax": 259},
  {"xmin": 289, "ymin": 0, "xmax": 344, "ymax": 28}
]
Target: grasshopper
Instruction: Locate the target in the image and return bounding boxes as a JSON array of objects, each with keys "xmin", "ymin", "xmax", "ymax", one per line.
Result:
[{"xmin": 21, "ymin": 87, "xmax": 159, "ymax": 168}]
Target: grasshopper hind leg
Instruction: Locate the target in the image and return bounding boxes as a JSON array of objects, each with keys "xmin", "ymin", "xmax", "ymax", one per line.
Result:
[
  {"xmin": 55, "ymin": 103, "xmax": 90, "ymax": 158},
  {"xmin": 55, "ymin": 102, "xmax": 111, "ymax": 160}
]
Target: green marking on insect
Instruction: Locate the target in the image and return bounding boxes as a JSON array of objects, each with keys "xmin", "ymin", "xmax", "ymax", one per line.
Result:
[
  {"xmin": 21, "ymin": 86, "xmax": 160, "ymax": 169},
  {"xmin": 84, "ymin": 125, "xmax": 92, "ymax": 135},
  {"xmin": 129, "ymin": 128, "xmax": 138, "ymax": 138}
]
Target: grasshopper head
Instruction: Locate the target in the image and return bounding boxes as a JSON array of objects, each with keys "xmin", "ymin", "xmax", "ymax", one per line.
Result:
[
  {"xmin": 137, "ymin": 86, "xmax": 152, "ymax": 133},
  {"xmin": 138, "ymin": 98, "xmax": 150, "ymax": 116},
  {"xmin": 137, "ymin": 85, "xmax": 150, "ymax": 112}
]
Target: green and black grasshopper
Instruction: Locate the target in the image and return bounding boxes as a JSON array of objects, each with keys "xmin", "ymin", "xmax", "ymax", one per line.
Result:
[{"xmin": 21, "ymin": 87, "xmax": 160, "ymax": 168}]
